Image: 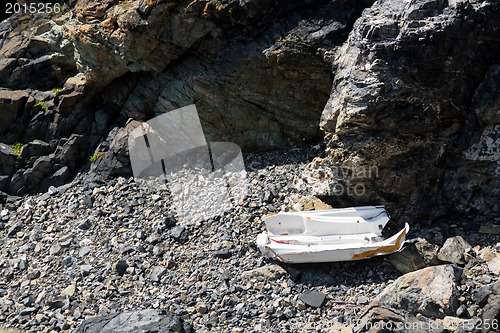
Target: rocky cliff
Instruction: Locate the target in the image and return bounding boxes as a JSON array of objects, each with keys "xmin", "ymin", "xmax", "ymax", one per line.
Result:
[{"xmin": 0, "ymin": 0, "xmax": 499, "ymax": 227}]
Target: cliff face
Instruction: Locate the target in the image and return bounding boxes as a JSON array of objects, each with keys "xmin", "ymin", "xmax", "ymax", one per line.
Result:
[
  {"xmin": 319, "ymin": 0, "xmax": 500, "ymax": 223},
  {"xmin": 0, "ymin": 0, "xmax": 499, "ymax": 225}
]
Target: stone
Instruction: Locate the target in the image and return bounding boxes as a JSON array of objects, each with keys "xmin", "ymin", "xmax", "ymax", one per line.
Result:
[
  {"xmin": 487, "ymin": 256, "xmax": 500, "ymax": 275},
  {"xmin": 196, "ymin": 302, "xmax": 208, "ymax": 314},
  {"xmin": 213, "ymin": 250, "xmax": 232, "ymax": 259},
  {"xmin": 50, "ymin": 243, "xmax": 62, "ymax": 255},
  {"xmin": 352, "ymin": 305, "xmax": 443, "ymax": 333},
  {"xmin": 7, "ymin": 222, "xmax": 22, "ymax": 237},
  {"xmin": 390, "ymin": 238, "xmax": 439, "ymax": 274},
  {"xmin": 80, "ymin": 265, "xmax": 92, "ymax": 276},
  {"xmin": 78, "ymin": 219, "xmax": 91, "ymax": 230},
  {"xmin": 115, "ymin": 260, "xmax": 128, "ymax": 276},
  {"xmin": 375, "ymin": 264, "xmax": 462, "ymax": 318},
  {"xmin": 481, "ymin": 282, "xmax": 500, "ymax": 333},
  {"xmin": 472, "ymin": 284, "xmax": 494, "ymax": 307},
  {"xmin": 0, "ymin": 89, "xmax": 29, "ymax": 133},
  {"xmin": 240, "ymin": 265, "xmax": 288, "ymax": 280},
  {"xmin": 437, "ymin": 236, "xmax": 472, "ymax": 265},
  {"xmin": 79, "ymin": 246, "xmax": 92, "ymax": 258},
  {"xmin": 61, "ymin": 284, "xmax": 76, "ymax": 297},
  {"xmin": 170, "ymin": 226, "xmax": 187, "ymax": 243},
  {"xmin": 0, "ymin": 143, "xmax": 18, "ymax": 176},
  {"xmin": 151, "ymin": 266, "xmax": 167, "ymax": 282},
  {"xmin": 74, "ymin": 309, "xmax": 189, "ymax": 333},
  {"xmin": 299, "ymin": 291, "xmax": 326, "ymax": 308}
]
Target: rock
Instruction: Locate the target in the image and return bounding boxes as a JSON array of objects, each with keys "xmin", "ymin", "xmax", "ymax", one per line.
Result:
[
  {"xmin": 375, "ymin": 264, "xmax": 462, "ymax": 318},
  {"xmin": 0, "ymin": 143, "xmax": 18, "ymax": 176},
  {"xmin": 80, "ymin": 265, "xmax": 92, "ymax": 276},
  {"xmin": 478, "ymin": 224, "xmax": 500, "ymax": 235},
  {"xmin": 196, "ymin": 302, "xmax": 208, "ymax": 314},
  {"xmin": 7, "ymin": 222, "xmax": 22, "ymax": 237},
  {"xmin": 213, "ymin": 250, "xmax": 232, "ymax": 259},
  {"xmin": 480, "ymin": 281, "xmax": 500, "ymax": 333},
  {"xmin": 19, "ymin": 140, "xmax": 52, "ymax": 159},
  {"xmin": 61, "ymin": 284, "xmax": 76, "ymax": 297},
  {"xmin": 151, "ymin": 266, "xmax": 167, "ymax": 282},
  {"xmin": 240, "ymin": 265, "xmax": 288, "ymax": 280},
  {"xmin": 79, "ymin": 246, "xmax": 92, "ymax": 258},
  {"xmin": 19, "ymin": 307, "xmax": 37, "ymax": 316},
  {"xmin": 50, "ymin": 243, "xmax": 62, "ymax": 255},
  {"xmin": 437, "ymin": 236, "xmax": 472, "ymax": 265},
  {"xmin": 170, "ymin": 226, "xmax": 187, "ymax": 244},
  {"xmin": 487, "ymin": 256, "xmax": 500, "ymax": 275},
  {"xmin": 114, "ymin": 260, "xmax": 128, "ymax": 276},
  {"xmin": 472, "ymin": 284, "xmax": 494, "ymax": 307},
  {"xmin": 74, "ymin": 309, "xmax": 189, "ymax": 333},
  {"xmin": 352, "ymin": 305, "xmax": 443, "ymax": 333},
  {"xmin": 0, "ymin": 89, "xmax": 29, "ymax": 133},
  {"xmin": 319, "ymin": 0, "xmax": 500, "ymax": 224},
  {"xmin": 299, "ymin": 291, "xmax": 326, "ymax": 308},
  {"xmin": 78, "ymin": 219, "xmax": 91, "ymax": 230},
  {"xmin": 357, "ymin": 296, "xmax": 369, "ymax": 305},
  {"xmin": 390, "ymin": 238, "xmax": 439, "ymax": 274}
]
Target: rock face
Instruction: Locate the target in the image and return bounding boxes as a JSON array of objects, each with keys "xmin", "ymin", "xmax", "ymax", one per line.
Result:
[
  {"xmin": 375, "ymin": 264, "xmax": 462, "ymax": 318},
  {"xmin": 320, "ymin": 0, "xmax": 500, "ymax": 223},
  {"xmin": 0, "ymin": 0, "xmax": 375, "ymax": 195}
]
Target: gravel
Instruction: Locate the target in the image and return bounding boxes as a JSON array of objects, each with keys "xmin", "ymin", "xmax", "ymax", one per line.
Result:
[{"xmin": 0, "ymin": 144, "xmax": 499, "ymax": 332}]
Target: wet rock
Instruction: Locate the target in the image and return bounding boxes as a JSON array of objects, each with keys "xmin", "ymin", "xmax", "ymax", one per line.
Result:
[
  {"xmin": 375, "ymin": 265, "xmax": 462, "ymax": 318},
  {"xmin": 300, "ymin": 291, "xmax": 326, "ymax": 308},
  {"xmin": 437, "ymin": 236, "xmax": 471, "ymax": 265},
  {"xmin": 74, "ymin": 309, "xmax": 190, "ymax": 333}
]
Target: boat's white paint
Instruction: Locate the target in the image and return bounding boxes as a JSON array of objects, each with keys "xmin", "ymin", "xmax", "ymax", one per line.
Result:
[
  {"xmin": 264, "ymin": 206, "xmax": 389, "ymax": 236},
  {"xmin": 257, "ymin": 206, "xmax": 409, "ymax": 263}
]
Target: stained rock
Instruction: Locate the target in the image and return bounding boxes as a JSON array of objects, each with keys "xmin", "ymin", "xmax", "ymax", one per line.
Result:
[
  {"xmin": 437, "ymin": 236, "xmax": 472, "ymax": 265},
  {"xmin": 375, "ymin": 264, "xmax": 462, "ymax": 318}
]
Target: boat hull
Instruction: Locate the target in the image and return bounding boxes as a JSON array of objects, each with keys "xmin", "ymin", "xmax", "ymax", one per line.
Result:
[{"xmin": 257, "ymin": 206, "xmax": 409, "ymax": 263}]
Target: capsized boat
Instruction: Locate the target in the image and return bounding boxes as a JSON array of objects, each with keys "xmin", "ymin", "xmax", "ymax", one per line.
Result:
[{"xmin": 256, "ymin": 206, "xmax": 409, "ymax": 263}]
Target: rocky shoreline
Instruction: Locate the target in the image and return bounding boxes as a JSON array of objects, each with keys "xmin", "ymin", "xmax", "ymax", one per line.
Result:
[{"xmin": 0, "ymin": 145, "xmax": 499, "ymax": 332}]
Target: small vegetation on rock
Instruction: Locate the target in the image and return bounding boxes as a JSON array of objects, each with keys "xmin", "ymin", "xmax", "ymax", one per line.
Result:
[
  {"xmin": 35, "ymin": 101, "xmax": 49, "ymax": 112},
  {"xmin": 11, "ymin": 142, "xmax": 23, "ymax": 167},
  {"xmin": 52, "ymin": 87, "xmax": 62, "ymax": 93},
  {"xmin": 90, "ymin": 151, "xmax": 105, "ymax": 162}
]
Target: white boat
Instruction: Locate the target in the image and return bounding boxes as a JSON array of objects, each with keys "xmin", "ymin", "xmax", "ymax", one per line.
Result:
[{"xmin": 256, "ymin": 206, "xmax": 409, "ymax": 263}]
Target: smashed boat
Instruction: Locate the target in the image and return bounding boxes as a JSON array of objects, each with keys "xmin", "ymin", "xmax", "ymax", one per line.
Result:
[{"xmin": 256, "ymin": 206, "xmax": 409, "ymax": 263}]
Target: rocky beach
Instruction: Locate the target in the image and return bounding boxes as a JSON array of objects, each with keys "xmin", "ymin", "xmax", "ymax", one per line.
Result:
[{"xmin": 0, "ymin": 0, "xmax": 499, "ymax": 332}]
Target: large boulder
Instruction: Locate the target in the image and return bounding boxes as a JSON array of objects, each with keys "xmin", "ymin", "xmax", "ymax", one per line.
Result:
[
  {"xmin": 374, "ymin": 264, "xmax": 462, "ymax": 318},
  {"xmin": 319, "ymin": 0, "xmax": 500, "ymax": 223}
]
